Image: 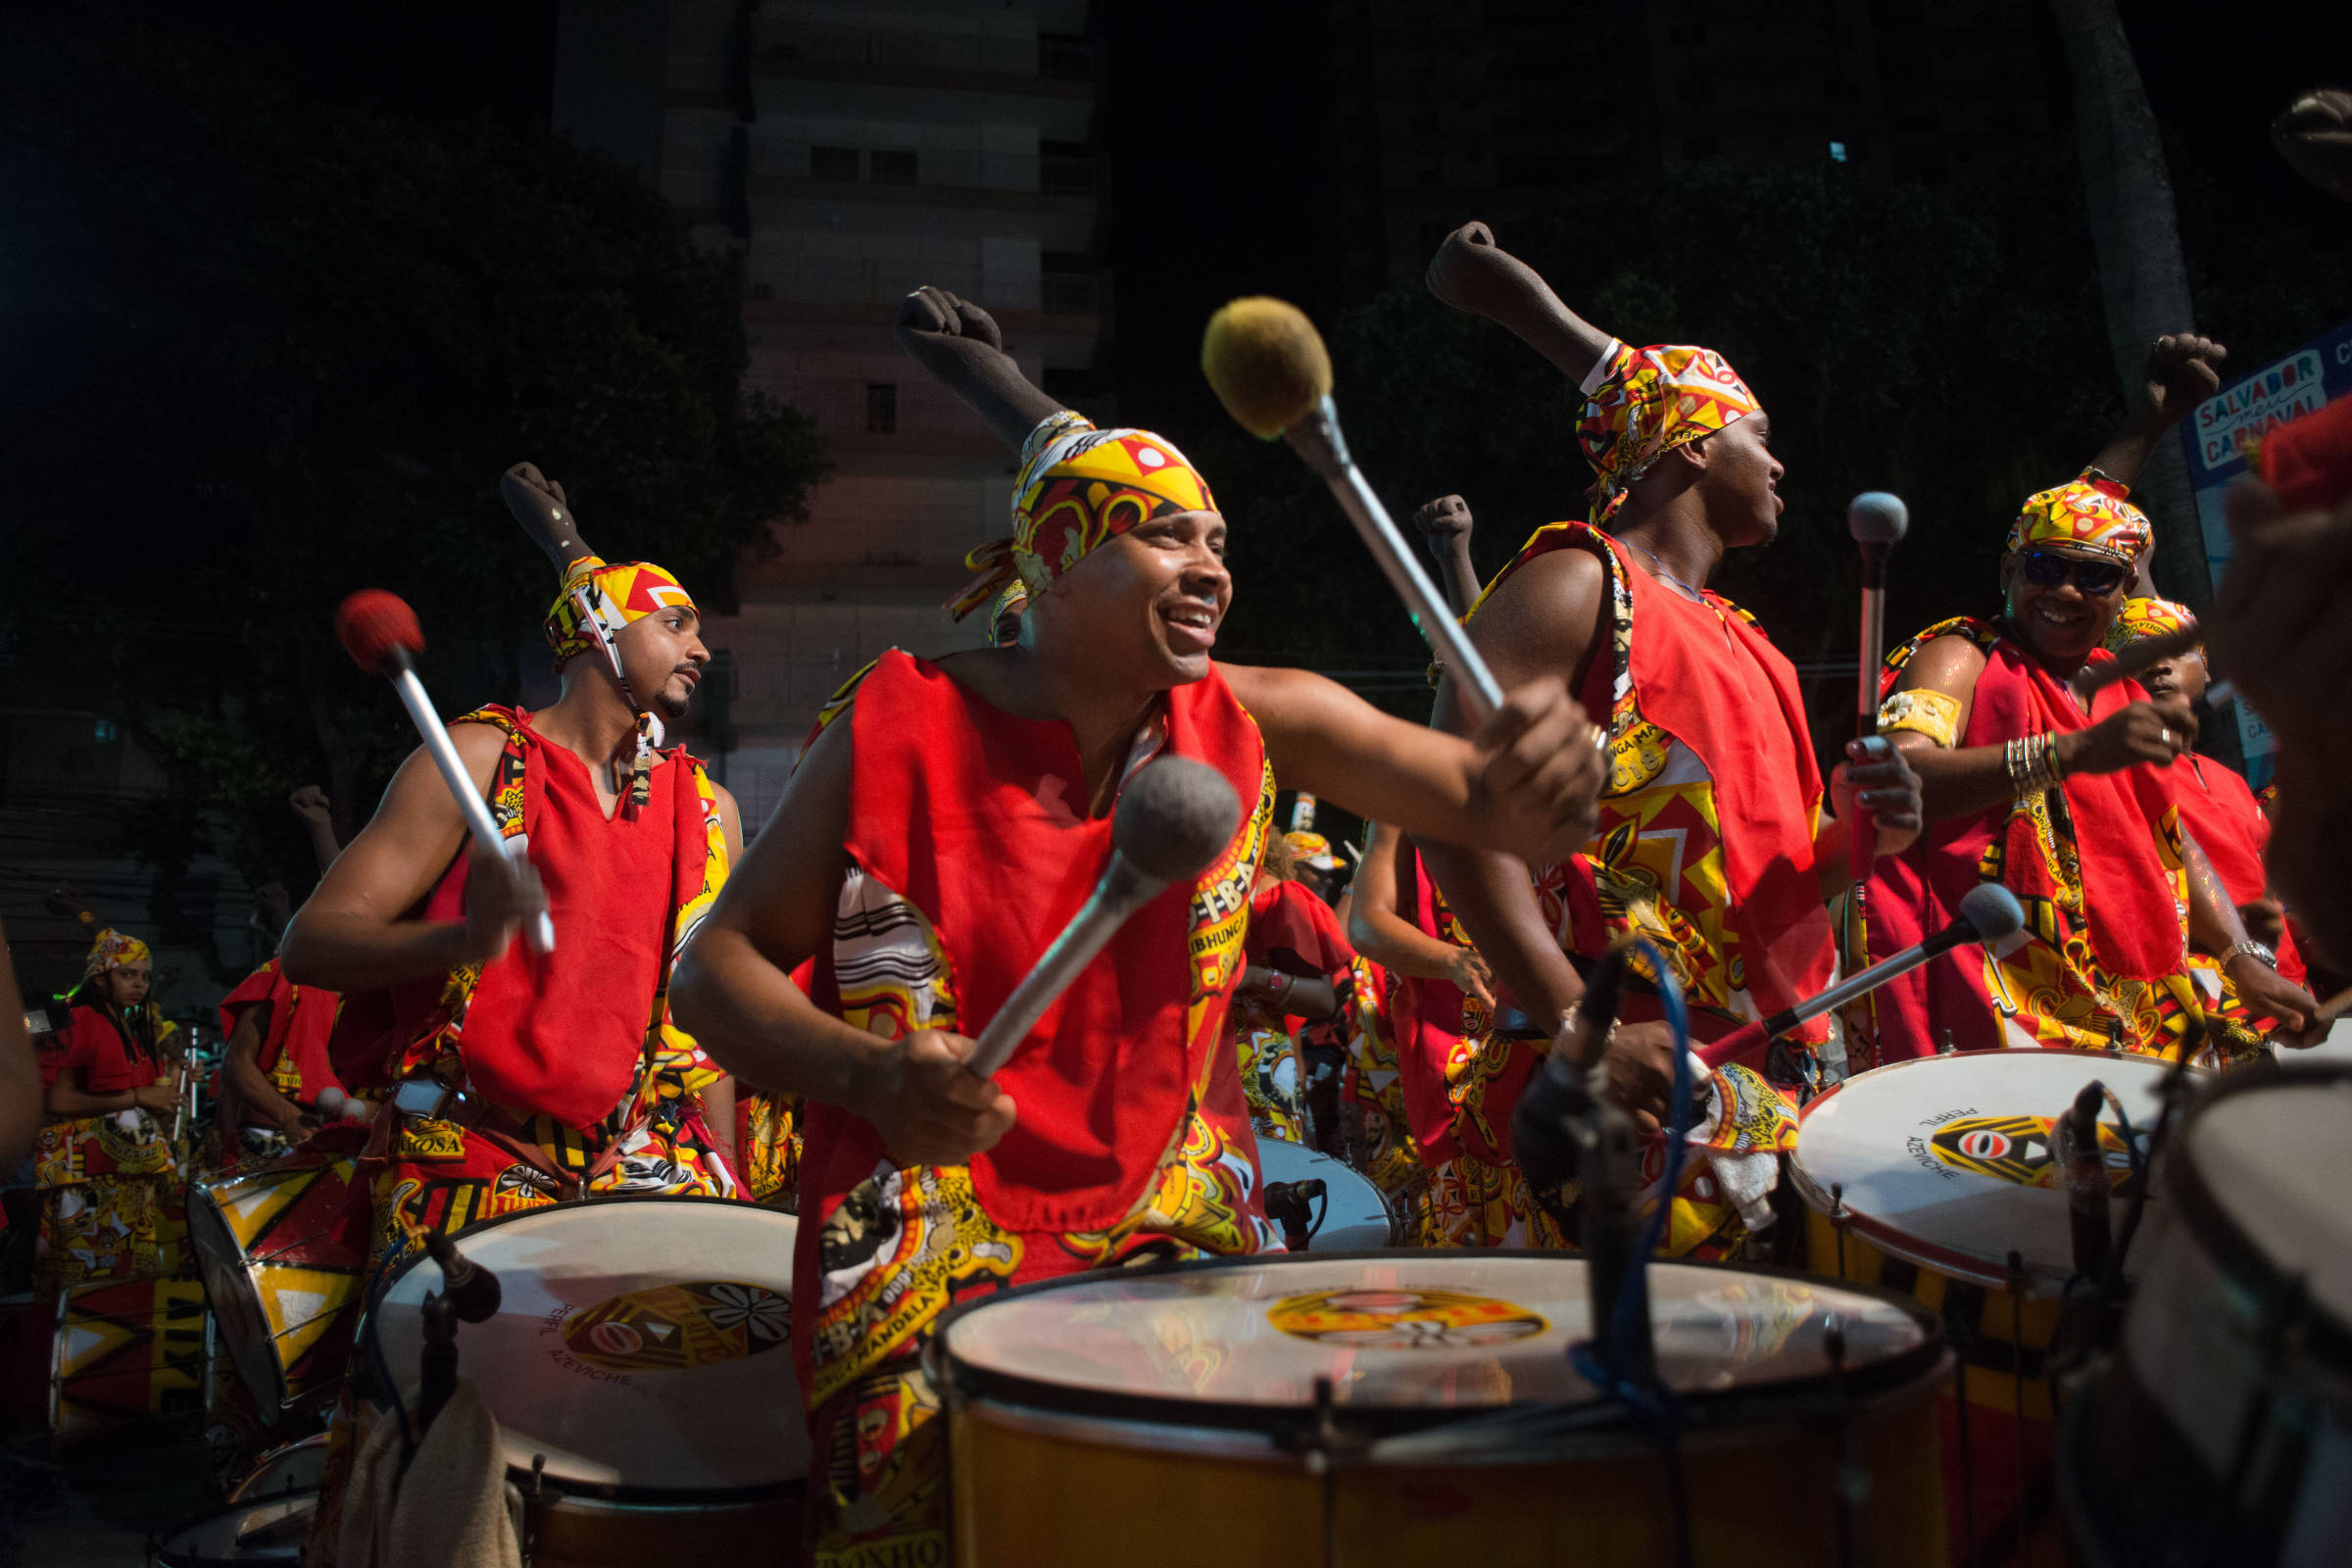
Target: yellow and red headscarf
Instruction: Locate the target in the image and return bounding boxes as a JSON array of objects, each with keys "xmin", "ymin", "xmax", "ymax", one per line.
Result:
[
  {"xmin": 80, "ymin": 929, "xmax": 150, "ymax": 986},
  {"xmin": 543, "ymin": 556, "xmax": 699, "ymax": 818},
  {"xmin": 1283, "ymin": 830, "xmax": 1343, "ymax": 873},
  {"xmin": 1578, "ymin": 341, "xmax": 1763, "ymax": 527},
  {"xmin": 2005, "ymin": 469, "xmax": 2153, "ymax": 564},
  {"xmin": 2104, "ymin": 596, "xmax": 2197, "ymax": 652},
  {"xmin": 948, "ymin": 410, "xmax": 1218, "ymax": 620}
]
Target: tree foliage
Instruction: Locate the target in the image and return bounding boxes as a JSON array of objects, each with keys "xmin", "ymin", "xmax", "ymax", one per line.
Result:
[{"xmin": 0, "ymin": 10, "xmax": 824, "ymax": 917}]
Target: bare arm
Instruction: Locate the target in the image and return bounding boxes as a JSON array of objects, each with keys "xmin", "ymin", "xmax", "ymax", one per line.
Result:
[
  {"xmin": 0, "ymin": 924, "xmax": 37, "ymax": 1166},
  {"xmin": 1346, "ymin": 823, "xmax": 1496, "ymax": 1007},
  {"xmin": 669, "ymin": 714, "xmax": 1014, "ymax": 1166},
  {"xmin": 221, "ymin": 1004, "xmax": 305, "ymax": 1134},
  {"xmin": 894, "ymin": 286, "xmax": 1063, "ymax": 453},
  {"xmin": 1219, "ymin": 661, "xmax": 1601, "ymax": 871},
  {"xmin": 1413, "ymin": 548, "xmax": 1606, "ymax": 1033},
  {"xmin": 278, "ymin": 724, "xmax": 532, "ymax": 992},
  {"xmin": 1424, "ymin": 221, "xmax": 1616, "ymax": 382},
  {"xmin": 2183, "ymin": 828, "xmax": 2316, "ymax": 1038},
  {"xmin": 288, "ymin": 786, "xmax": 341, "ymax": 875},
  {"xmin": 47, "ymin": 1056, "xmax": 174, "ymax": 1119},
  {"xmin": 2088, "ymin": 334, "xmax": 2228, "ymax": 491}
]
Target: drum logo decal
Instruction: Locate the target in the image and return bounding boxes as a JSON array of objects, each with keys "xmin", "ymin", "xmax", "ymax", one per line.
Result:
[
  {"xmin": 558, "ymin": 1282, "xmax": 790, "ymax": 1373},
  {"xmin": 1926, "ymin": 1114, "xmax": 2135, "ymax": 1189},
  {"xmin": 1266, "ymin": 1287, "xmax": 1545, "ymax": 1349}
]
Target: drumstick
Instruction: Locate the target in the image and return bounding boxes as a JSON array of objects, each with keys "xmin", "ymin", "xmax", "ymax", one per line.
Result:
[
  {"xmin": 968, "ymin": 758, "xmax": 1241, "ymax": 1078},
  {"xmin": 1200, "ymin": 297, "xmax": 1505, "ymax": 721},
  {"xmin": 1846, "ymin": 492, "xmax": 1908, "ymax": 898},
  {"xmin": 335, "ymin": 591, "xmax": 555, "ymax": 956},
  {"xmin": 1699, "ymin": 883, "xmax": 2026, "ymax": 1069}
]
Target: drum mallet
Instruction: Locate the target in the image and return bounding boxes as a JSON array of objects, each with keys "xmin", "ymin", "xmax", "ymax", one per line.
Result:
[
  {"xmin": 1201, "ymin": 298, "xmax": 1504, "ymax": 722},
  {"xmin": 1698, "ymin": 882, "xmax": 2026, "ymax": 1069},
  {"xmin": 335, "ymin": 590, "xmax": 555, "ymax": 956},
  {"xmin": 967, "ymin": 758, "xmax": 1242, "ymax": 1078},
  {"xmin": 1845, "ymin": 492, "xmax": 1909, "ymax": 893}
]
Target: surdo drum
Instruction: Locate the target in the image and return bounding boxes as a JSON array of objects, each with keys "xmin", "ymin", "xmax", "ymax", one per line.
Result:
[
  {"xmin": 936, "ymin": 1252, "xmax": 1951, "ymax": 1567},
  {"xmin": 365, "ymin": 1196, "xmax": 805, "ymax": 1568},
  {"xmin": 1254, "ymin": 1135, "xmax": 1397, "ymax": 1251},
  {"xmin": 1791, "ymin": 1049, "xmax": 2183, "ymax": 1555},
  {"xmin": 2061, "ymin": 1065, "xmax": 2352, "ymax": 1567}
]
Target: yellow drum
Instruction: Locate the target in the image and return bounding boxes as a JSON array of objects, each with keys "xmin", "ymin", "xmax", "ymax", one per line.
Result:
[
  {"xmin": 938, "ymin": 1252, "xmax": 1950, "ymax": 1567},
  {"xmin": 51, "ymin": 1273, "xmax": 213, "ymax": 1443}
]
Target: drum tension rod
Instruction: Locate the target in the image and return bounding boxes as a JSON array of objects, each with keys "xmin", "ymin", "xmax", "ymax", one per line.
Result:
[{"xmin": 1822, "ymin": 1321, "xmax": 1870, "ymax": 1568}]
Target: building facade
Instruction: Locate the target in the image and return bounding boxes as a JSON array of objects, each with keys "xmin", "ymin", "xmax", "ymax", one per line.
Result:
[{"xmin": 556, "ymin": 0, "xmax": 1105, "ymax": 821}]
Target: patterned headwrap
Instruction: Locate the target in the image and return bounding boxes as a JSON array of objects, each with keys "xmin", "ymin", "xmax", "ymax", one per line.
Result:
[
  {"xmin": 80, "ymin": 929, "xmax": 150, "ymax": 986},
  {"xmin": 986, "ymin": 579, "xmax": 1029, "ymax": 649},
  {"xmin": 543, "ymin": 556, "xmax": 699, "ymax": 818},
  {"xmin": 1283, "ymin": 831, "xmax": 1342, "ymax": 873},
  {"xmin": 948, "ymin": 411, "xmax": 1218, "ymax": 621},
  {"xmin": 2004, "ymin": 470, "xmax": 2153, "ymax": 564},
  {"xmin": 2104, "ymin": 596, "xmax": 2198, "ymax": 652},
  {"xmin": 1578, "ymin": 341, "xmax": 1763, "ymax": 527}
]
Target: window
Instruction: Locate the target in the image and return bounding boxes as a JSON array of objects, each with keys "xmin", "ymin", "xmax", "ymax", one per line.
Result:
[
  {"xmin": 810, "ymin": 145, "xmax": 858, "ymax": 181},
  {"xmin": 869, "ymin": 149, "xmax": 918, "ymax": 185},
  {"xmin": 865, "ymin": 383, "xmax": 898, "ymax": 433}
]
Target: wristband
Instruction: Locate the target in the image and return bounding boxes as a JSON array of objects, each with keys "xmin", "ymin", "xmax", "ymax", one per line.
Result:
[{"xmin": 2219, "ymin": 940, "xmax": 2277, "ymax": 971}]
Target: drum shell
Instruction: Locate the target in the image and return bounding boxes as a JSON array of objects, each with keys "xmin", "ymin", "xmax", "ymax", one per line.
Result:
[
  {"xmin": 185, "ymin": 1148, "xmax": 367, "ymax": 1420},
  {"xmin": 521, "ymin": 1483, "xmax": 805, "ymax": 1568},
  {"xmin": 51, "ymin": 1273, "xmax": 213, "ymax": 1444},
  {"xmin": 950, "ymin": 1351, "xmax": 1943, "ymax": 1567}
]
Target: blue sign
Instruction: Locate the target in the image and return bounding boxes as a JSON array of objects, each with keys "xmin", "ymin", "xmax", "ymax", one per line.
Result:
[{"xmin": 2181, "ymin": 316, "xmax": 2352, "ymax": 783}]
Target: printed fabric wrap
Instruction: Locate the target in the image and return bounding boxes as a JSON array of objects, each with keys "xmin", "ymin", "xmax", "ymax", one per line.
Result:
[
  {"xmin": 2104, "ymin": 595, "xmax": 2197, "ymax": 651},
  {"xmin": 34, "ymin": 1001, "xmax": 185, "ymax": 1289},
  {"xmin": 2003, "ymin": 469, "xmax": 2153, "ymax": 564},
  {"xmin": 79, "ymin": 928, "xmax": 150, "ymax": 985},
  {"xmin": 542, "ymin": 555, "xmax": 698, "ymax": 818},
  {"xmin": 1578, "ymin": 342, "xmax": 1762, "ymax": 527},
  {"xmin": 1853, "ymin": 617, "xmax": 2244, "ymax": 1064},
  {"xmin": 947, "ymin": 410, "xmax": 1217, "ymax": 620}
]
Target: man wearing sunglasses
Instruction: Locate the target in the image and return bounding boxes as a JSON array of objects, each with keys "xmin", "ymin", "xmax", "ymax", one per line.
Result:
[{"xmin": 1857, "ymin": 409, "xmax": 2318, "ymax": 1060}]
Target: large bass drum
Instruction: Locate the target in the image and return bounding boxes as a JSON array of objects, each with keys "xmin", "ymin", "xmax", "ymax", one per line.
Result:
[
  {"xmin": 937, "ymin": 1252, "xmax": 1950, "ymax": 1567},
  {"xmin": 2060, "ymin": 1064, "xmax": 2352, "ymax": 1567},
  {"xmin": 52, "ymin": 1273, "xmax": 213, "ymax": 1443},
  {"xmin": 365, "ymin": 1196, "xmax": 805, "ymax": 1568},
  {"xmin": 1790, "ymin": 1047, "xmax": 2180, "ymax": 1555}
]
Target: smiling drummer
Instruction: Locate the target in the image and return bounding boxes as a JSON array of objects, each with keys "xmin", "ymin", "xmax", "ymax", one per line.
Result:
[
  {"xmin": 1859, "ymin": 467, "xmax": 2317, "ymax": 1062},
  {"xmin": 672, "ymin": 284, "xmax": 1607, "ymax": 1567}
]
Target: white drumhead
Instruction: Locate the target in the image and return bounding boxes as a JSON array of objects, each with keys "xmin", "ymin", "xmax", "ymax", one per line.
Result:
[
  {"xmin": 943, "ymin": 1254, "xmax": 1928, "ymax": 1409},
  {"xmin": 156, "ymin": 1496, "xmax": 314, "ymax": 1563},
  {"xmin": 371, "ymin": 1199, "xmax": 804, "ymax": 1493},
  {"xmin": 1794, "ymin": 1050, "xmax": 2176, "ymax": 1292},
  {"xmin": 1256, "ymin": 1137, "xmax": 1394, "ymax": 1250},
  {"xmin": 231, "ymin": 1434, "xmax": 328, "ymax": 1501},
  {"xmin": 2185, "ymin": 1075, "xmax": 2352, "ymax": 1326}
]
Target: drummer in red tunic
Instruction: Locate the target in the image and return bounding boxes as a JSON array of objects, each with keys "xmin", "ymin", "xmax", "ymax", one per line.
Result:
[
  {"xmin": 2102, "ymin": 596, "xmax": 2313, "ymax": 1047},
  {"xmin": 1409, "ymin": 221, "xmax": 1925, "ymax": 1254},
  {"xmin": 1864, "ymin": 458, "xmax": 2317, "ymax": 1063},
  {"xmin": 672, "ymin": 284, "xmax": 1607, "ymax": 1566}
]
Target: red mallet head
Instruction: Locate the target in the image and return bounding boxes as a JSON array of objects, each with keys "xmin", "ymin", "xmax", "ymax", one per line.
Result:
[{"xmin": 335, "ymin": 590, "xmax": 425, "ymax": 677}]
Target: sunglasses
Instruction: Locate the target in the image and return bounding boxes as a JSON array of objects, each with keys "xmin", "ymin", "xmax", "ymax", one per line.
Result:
[{"xmin": 2019, "ymin": 551, "xmax": 2129, "ymax": 596}]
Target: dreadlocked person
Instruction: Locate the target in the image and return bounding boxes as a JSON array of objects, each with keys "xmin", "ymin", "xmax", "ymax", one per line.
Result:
[
  {"xmin": 34, "ymin": 928, "xmax": 184, "ymax": 1289},
  {"xmin": 1864, "ymin": 449, "xmax": 2317, "ymax": 1061},
  {"xmin": 1412, "ymin": 221, "xmax": 1925, "ymax": 1256},
  {"xmin": 2101, "ymin": 596, "xmax": 2312, "ymax": 1056},
  {"xmin": 672, "ymin": 285, "xmax": 1606, "ymax": 1566}
]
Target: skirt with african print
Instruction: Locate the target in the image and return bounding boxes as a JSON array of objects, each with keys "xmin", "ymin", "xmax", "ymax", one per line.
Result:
[
  {"xmin": 1234, "ymin": 1021, "xmax": 1312, "ymax": 1146},
  {"xmin": 33, "ymin": 1111, "xmax": 186, "ymax": 1291},
  {"xmin": 739, "ymin": 1089, "xmax": 803, "ymax": 1210},
  {"xmin": 803, "ymin": 1095, "xmax": 1279, "ymax": 1568},
  {"xmin": 1338, "ymin": 961, "xmax": 1430, "ymax": 1241}
]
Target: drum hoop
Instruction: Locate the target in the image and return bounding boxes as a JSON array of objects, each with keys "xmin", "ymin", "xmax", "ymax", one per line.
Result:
[
  {"xmin": 929, "ymin": 1250, "xmax": 1946, "ymax": 1439},
  {"xmin": 354, "ymin": 1192, "xmax": 804, "ymax": 1500},
  {"xmin": 2164, "ymin": 1061, "xmax": 2352, "ymax": 1362},
  {"xmin": 1789, "ymin": 1047, "xmax": 2200, "ymax": 1294},
  {"xmin": 151, "ymin": 1495, "xmax": 318, "ymax": 1567}
]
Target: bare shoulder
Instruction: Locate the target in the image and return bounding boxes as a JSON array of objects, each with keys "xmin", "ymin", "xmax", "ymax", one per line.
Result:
[
  {"xmin": 1893, "ymin": 634, "xmax": 1989, "ymax": 696},
  {"xmin": 1468, "ymin": 543, "xmax": 1605, "ymax": 678}
]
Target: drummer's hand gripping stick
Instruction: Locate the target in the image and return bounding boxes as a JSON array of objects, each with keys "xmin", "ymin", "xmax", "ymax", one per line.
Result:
[
  {"xmin": 966, "ymin": 758, "xmax": 1242, "ymax": 1079},
  {"xmin": 335, "ymin": 590, "xmax": 555, "ymax": 956},
  {"xmin": 1697, "ymin": 882, "xmax": 2025, "ymax": 1070},
  {"xmin": 1201, "ymin": 297, "xmax": 1505, "ymax": 722}
]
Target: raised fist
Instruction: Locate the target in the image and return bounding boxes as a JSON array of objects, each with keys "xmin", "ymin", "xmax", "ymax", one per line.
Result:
[
  {"xmin": 1414, "ymin": 494, "xmax": 1475, "ymax": 546},
  {"xmin": 1424, "ymin": 220, "xmax": 1540, "ymax": 321},
  {"xmin": 287, "ymin": 786, "xmax": 331, "ymax": 830},
  {"xmin": 2141, "ymin": 334, "xmax": 2229, "ymax": 426},
  {"xmin": 895, "ymin": 285, "xmax": 1004, "ymax": 354}
]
